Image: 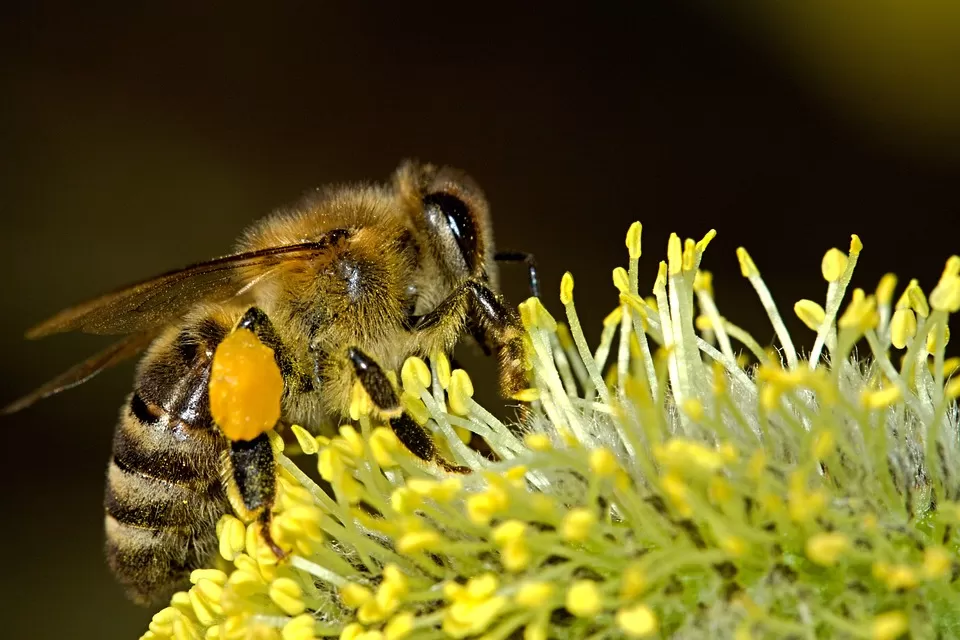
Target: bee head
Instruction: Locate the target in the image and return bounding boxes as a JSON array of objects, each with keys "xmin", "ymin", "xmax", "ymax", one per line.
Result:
[{"xmin": 395, "ymin": 161, "xmax": 497, "ymax": 290}]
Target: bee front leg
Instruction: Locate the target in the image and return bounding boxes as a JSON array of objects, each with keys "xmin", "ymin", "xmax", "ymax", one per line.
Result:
[
  {"xmin": 494, "ymin": 250, "xmax": 541, "ymax": 298},
  {"xmin": 409, "ymin": 280, "xmax": 529, "ymax": 399},
  {"xmin": 461, "ymin": 281, "xmax": 530, "ymax": 399},
  {"xmin": 223, "ymin": 434, "xmax": 285, "ymax": 558},
  {"xmin": 347, "ymin": 346, "xmax": 469, "ymax": 473}
]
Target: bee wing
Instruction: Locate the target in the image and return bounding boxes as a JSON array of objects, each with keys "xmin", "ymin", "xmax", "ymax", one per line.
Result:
[
  {"xmin": 26, "ymin": 238, "xmax": 342, "ymax": 338},
  {"xmin": 2, "ymin": 329, "xmax": 160, "ymax": 414}
]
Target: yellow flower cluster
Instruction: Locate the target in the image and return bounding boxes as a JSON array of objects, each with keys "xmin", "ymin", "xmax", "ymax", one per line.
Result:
[{"xmin": 143, "ymin": 223, "xmax": 959, "ymax": 639}]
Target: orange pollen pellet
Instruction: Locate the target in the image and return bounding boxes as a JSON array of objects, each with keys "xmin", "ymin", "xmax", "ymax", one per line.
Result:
[{"xmin": 209, "ymin": 328, "xmax": 284, "ymax": 441}]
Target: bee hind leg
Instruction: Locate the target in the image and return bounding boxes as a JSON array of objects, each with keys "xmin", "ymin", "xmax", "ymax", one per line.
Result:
[
  {"xmin": 223, "ymin": 433, "xmax": 286, "ymax": 558},
  {"xmin": 347, "ymin": 346, "xmax": 469, "ymax": 474}
]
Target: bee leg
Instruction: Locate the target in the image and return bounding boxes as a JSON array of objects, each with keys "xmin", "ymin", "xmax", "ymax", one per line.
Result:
[
  {"xmin": 346, "ymin": 347, "xmax": 402, "ymax": 419},
  {"xmin": 236, "ymin": 307, "xmax": 298, "ymax": 385},
  {"xmin": 494, "ymin": 250, "xmax": 541, "ymax": 298},
  {"xmin": 461, "ymin": 280, "xmax": 530, "ymax": 399},
  {"xmin": 347, "ymin": 346, "xmax": 469, "ymax": 473},
  {"xmin": 223, "ymin": 433, "xmax": 285, "ymax": 558}
]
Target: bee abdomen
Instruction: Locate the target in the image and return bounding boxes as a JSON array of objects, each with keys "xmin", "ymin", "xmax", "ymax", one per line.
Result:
[{"xmin": 105, "ymin": 391, "xmax": 229, "ymax": 604}]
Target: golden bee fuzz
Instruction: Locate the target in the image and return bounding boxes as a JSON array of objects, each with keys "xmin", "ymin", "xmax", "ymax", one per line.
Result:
[{"xmin": 209, "ymin": 328, "xmax": 284, "ymax": 441}]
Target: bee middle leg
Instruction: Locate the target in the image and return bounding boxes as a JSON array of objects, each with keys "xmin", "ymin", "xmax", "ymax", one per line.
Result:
[{"xmin": 347, "ymin": 346, "xmax": 469, "ymax": 473}]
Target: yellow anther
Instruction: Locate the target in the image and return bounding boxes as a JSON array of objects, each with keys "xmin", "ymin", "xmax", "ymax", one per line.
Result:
[
  {"xmin": 561, "ymin": 507, "xmax": 597, "ymax": 542},
  {"xmin": 655, "ymin": 261, "xmax": 667, "ymax": 289},
  {"xmin": 620, "ymin": 563, "xmax": 647, "ymax": 599},
  {"xmin": 890, "ymin": 308, "xmax": 917, "ymax": 349},
  {"xmin": 209, "ymin": 328, "xmax": 283, "ymax": 442},
  {"xmin": 282, "ymin": 614, "xmax": 317, "ymax": 640},
  {"xmin": 492, "ymin": 520, "xmax": 526, "ymax": 544},
  {"xmin": 383, "ymin": 612, "xmax": 414, "ymax": 640},
  {"xmin": 339, "ymin": 624, "xmax": 364, "ymax": 640},
  {"xmin": 560, "ymin": 272, "xmax": 575, "ymax": 305},
  {"xmin": 697, "ymin": 229, "xmax": 717, "ymax": 253},
  {"xmin": 838, "ymin": 290, "xmax": 879, "ymax": 332},
  {"xmin": 923, "ymin": 546, "xmax": 952, "ymax": 579},
  {"xmin": 400, "ymin": 391, "xmax": 430, "ymax": 426},
  {"xmin": 661, "ymin": 472, "xmax": 692, "ymax": 517},
  {"xmin": 876, "ymin": 273, "xmax": 898, "ymax": 306},
  {"xmin": 434, "ymin": 352, "xmax": 452, "ymax": 389},
  {"xmin": 401, "ymin": 357, "xmax": 431, "ymax": 394},
  {"xmin": 350, "ymin": 380, "xmax": 373, "ymax": 420},
  {"xmin": 945, "ymin": 255, "xmax": 960, "ymax": 279},
  {"xmin": 516, "ymin": 581, "xmax": 555, "ymax": 608},
  {"xmin": 626, "ymin": 221, "xmax": 642, "ymax": 259},
  {"xmin": 871, "ymin": 611, "xmax": 908, "ymax": 640},
  {"xmin": 466, "ymin": 491, "xmax": 506, "ymax": 526},
  {"xmin": 694, "ymin": 315, "xmax": 713, "ymax": 332},
  {"xmin": 654, "ymin": 438, "xmax": 724, "ymax": 473},
  {"xmin": 612, "ymin": 266, "xmax": 630, "ymax": 294},
  {"xmin": 849, "ymin": 234, "xmax": 863, "ymax": 254},
  {"xmin": 693, "ymin": 270, "xmax": 713, "ymax": 295},
  {"xmin": 216, "ymin": 514, "xmax": 246, "ymax": 562},
  {"xmin": 501, "ymin": 538, "xmax": 531, "ymax": 571},
  {"xmin": 805, "ymin": 532, "xmax": 849, "ymax": 567},
  {"xmin": 667, "ymin": 233, "xmax": 683, "ymax": 275},
  {"xmin": 927, "ymin": 324, "xmax": 950, "ymax": 354},
  {"xmin": 442, "ymin": 574, "xmax": 506, "ymax": 639},
  {"xmin": 338, "ymin": 425, "xmax": 365, "ymax": 457},
  {"xmin": 821, "ymin": 248, "xmax": 848, "ymax": 282},
  {"xmin": 525, "ymin": 297, "xmax": 557, "ymax": 331},
  {"xmin": 390, "ymin": 487, "xmax": 421, "ymax": 515},
  {"xmin": 945, "ymin": 376, "xmax": 960, "ymax": 400},
  {"xmin": 524, "ymin": 433, "xmax": 552, "ymax": 451},
  {"xmin": 720, "ymin": 535, "xmax": 746, "ymax": 558},
  {"xmin": 682, "ymin": 237, "xmax": 697, "ymax": 272},
  {"xmin": 397, "ymin": 530, "xmax": 442, "ymax": 554},
  {"xmin": 736, "ymin": 247, "xmax": 758, "ymax": 278},
  {"xmin": 603, "ymin": 306, "xmax": 624, "ymax": 327},
  {"xmin": 617, "ymin": 604, "xmax": 659, "ymax": 637},
  {"xmin": 882, "ymin": 564, "xmax": 919, "ymax": 591},
  {"xmin": 190, "ymin": 569, "xmax": 228, "ymax": 587},
  {"xmin": 709, "ymin": 476, "xmax": 734, "ymax": 505},
  {"xmin": 681, "ymin": 398, "xmax": 704, "ymax": 422},
  {"xmin": 931, "ymin": 274, "xmax": 960, "ymax": 313},
  {"xmin": 289, "ymin": 425, "xmax": 319, "ymax": 455},
  {"xmin": 269, "ymin": 577, "xmax": 306, "ymax": 616},
  {"xmin": 512, "ymin": 388, "xmax": 540, "ymax": 403},
  {"xmin": 861, "ymin": 386, "xmax": 902, "ymax": 410},
  {"xmin": 907, "ymin": 281, "xmax": 930, "ymax": 317},
  {"xmin": 812, "ymin": 429, "xmax": 835, "ymax": 459},
  {"xmin": 449, "ymin": 369, "xmax": 475, "ymax": 416},
  {"xmin": 504, "ymin": 465, "xmax": 528, "ymax": 485},
  {"xmin": 794, "ymin": 299, "xmax": 826, "ymax": 331},
  {"xmin": 369, "ymin": 427, "xmax": 400, "ymax": 468},
  {"xmin": 589, "ymin": 447, "xmax": 619, "ymax": 476},
  {"xmin": 566, "ymin": 580, "xmax": 602, "ymax": 617}
]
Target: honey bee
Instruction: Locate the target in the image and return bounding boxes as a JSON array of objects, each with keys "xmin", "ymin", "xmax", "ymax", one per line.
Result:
[{"xmin": 4, "ymin": 161, "xmax": 539, "ymax": 605}]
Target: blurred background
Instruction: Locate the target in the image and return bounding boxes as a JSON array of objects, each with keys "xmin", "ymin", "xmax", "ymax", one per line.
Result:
[{"xmin": 2, "ymin": 2, "xmax": 959, "ymax": 638}]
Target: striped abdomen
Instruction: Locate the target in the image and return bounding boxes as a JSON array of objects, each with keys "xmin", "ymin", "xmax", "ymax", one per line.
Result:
[{"xmin": 105, "ymin": 323, "xmax": 230, "ymax": 605}]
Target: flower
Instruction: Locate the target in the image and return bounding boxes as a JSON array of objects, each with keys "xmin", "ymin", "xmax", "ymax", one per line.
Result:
[{"xmin": 142, "ymin": 223, "xmax": 960, "ymax": 640}]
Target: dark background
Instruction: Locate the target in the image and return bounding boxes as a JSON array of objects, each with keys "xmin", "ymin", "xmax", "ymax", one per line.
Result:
[{"xmin": 2, "ymin": 3, "xmax": 959, "ymax": 639}]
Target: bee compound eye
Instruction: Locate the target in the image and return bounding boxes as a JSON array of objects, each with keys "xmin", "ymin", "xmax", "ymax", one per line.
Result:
[{"xmin": 422, "ymin": 192, "xmax": 477, "ymax": 271}]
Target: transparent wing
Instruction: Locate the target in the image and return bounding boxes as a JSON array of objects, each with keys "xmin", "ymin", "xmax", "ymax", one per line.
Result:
[
  {"xmin": 27, "ymin": 236, "xmax": 345, "ymax": 338},
  {"xmin": 2, "ymin": 329, "xmax": 160, "ymax": 414}
]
